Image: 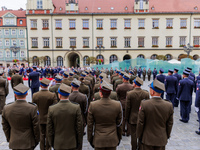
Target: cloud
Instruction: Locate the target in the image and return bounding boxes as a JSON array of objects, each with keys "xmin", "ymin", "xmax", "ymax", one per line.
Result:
[{"xmin": 0, "ymin": 0, "xmax": 26, "ymax": 10}]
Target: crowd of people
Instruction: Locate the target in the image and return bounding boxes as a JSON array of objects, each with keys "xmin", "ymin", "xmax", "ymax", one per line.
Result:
[{"xmin": 0, "ymin": 63, "xmax": 200, "ymax": 150}]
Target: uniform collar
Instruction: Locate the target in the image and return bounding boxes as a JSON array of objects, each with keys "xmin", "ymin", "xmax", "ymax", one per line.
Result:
[
  {"xmin": 152, "ymin": 96, "xmax": 161, "ymax": 99},
  {"xmin": 41, "ymin": 88, "xmax": 48, "ymax": 91}
]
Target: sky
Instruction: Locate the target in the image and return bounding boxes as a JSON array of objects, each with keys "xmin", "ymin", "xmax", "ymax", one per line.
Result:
[{"xmin": 0, "ymin": 0, "xmax": 26, "ymax": 10}]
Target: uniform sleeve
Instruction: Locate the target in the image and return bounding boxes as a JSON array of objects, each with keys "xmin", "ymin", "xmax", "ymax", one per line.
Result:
[
  {"xmin": 136, "ymin": 102, "xmax": 145, "ymax": 140},
  {"xmin": 175, "ymin": 78, "xmax": 178, "ymax": 94},
  {"xmin": 87, "ymin": 103, "xmax": 94, "ymax": 144},
  {"xmin": 53, "ymin": 93, "xmax": 58, "ymax": 104},
  {"xmin": 5, "ymin": 80, "xmax": 9, "ymax": 96},
  {"xmin": 11, "ymin": 77, "xmax": 13, "ymax": 88},
  {"xmin": 32, "ymin": 106, "xmax": 40, "ymax": 146},
  {"xmin": 145, "ymin": 92, "xmax": 150, "ymax": 100},
  {"xmin": 177, "ymin": 81, "xmax": 182, "ymax": 98},
  {"xmin": 117, "ymin": 102, "xmax": 123, "ymax": 141},
  {"xmin": 166, "ymin": 104, "xmax": 174, "ymax": 139},
  {"xmin": 125, "ymin": 93, "xmax": 131, "ymax": 122},
  {"xmin": 76, "ymin": 106, "xmax": 83, "ymax": 149},
  {"xmin": 164, "ymin": 78, "xmax": 167, "ymax": 91},
  {"xmin": 47, "ymin": 108, "xmax": 54, "ymax": 147},
  {"xmin": 2, "ymin": 107, "xmax": 10, "ymax": 142},
  {"xmin": 28, "ymin": 74, "xmax": 31, "ymax": 87}
]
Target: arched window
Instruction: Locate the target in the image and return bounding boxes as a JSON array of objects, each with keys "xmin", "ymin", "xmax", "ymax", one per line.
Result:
[
  {"xmin": 83, "ymin": 56, "xmax": 90, "ymax": 66},
  {"xmin": 193, "ymin": 54, "xmax": 199, "ymax": 60},
  {"xmin": 110, "ymin": 55, "xmax": 118, "ymax": 63},
  {"xmin": 151, "ymin": 54, "xmax": 157, "ymax": 60},
  {"xmin": 137, "ymin": 54, "xmax": 145, "ymax": 58},
  {"xmin": 33, "ymin": 56, "xmax": 39, "ymax": 66},
  {"xmin": 57, "ymin": 56, "xmax": 63, "ymax": 66},
  {"xmin": 96, "ymin": 55, "xmax": 104, "ymax": 65},
  {"xmin": 165, "ymin": 54, "xmax": 172, "ymax": 61},
  {"xmin": 44, "ymin": 56, "xmax": 51, "ymax": 66}
]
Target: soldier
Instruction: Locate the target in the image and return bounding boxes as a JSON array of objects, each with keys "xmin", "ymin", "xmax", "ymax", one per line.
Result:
[
  {"xmin": 33, "ymin": 78, "xmax": 57, "ymax": 150},
  {"xmin": 69, "ymin": 78, "xmax": 87, "ymax": 139},
  {"xmin": 2, "ymin": 83, "xmax": 40, "ymax": 150},
  {"xmin": 173, "ymin": 68, "xmax": 182, "ymax": 107},
  {"xmin": 93, "ymin": 73, "xmax": 106, "ymax": 93},
  {"xmin": 126, "ymin": 77, "xmax": 149, "ymax": 150},
  {"xmin": 156, "ymin": 68, "xmax": 166, "ymax": 99},
  {"xmin": 137, "ymin": 67, "xmax": 142, "ymax": 78},
  {"xmin": 195, "ymin": 79, "xmax": 200, "ymax": 135},
  {"xmin": 47, "ymin": 84, "xmax": 83, "ymax": 150},
  {"xmin": 114, "ymin": 71, "xmax": 125, "ymax": 91},
  {"xmin": 0, "ymin": 70, "xmax": 9, "ymax": 114},
  {"xmin": 137, "ymin": 79, "xmax": 173, "ymax": 150},
  {"xmin": 177, "ymin": 71, "xmax": 194, "ymax": 123},
  {"xmin": 129, "ymin": 70, "xmax": 136, "ymax": 84},
  {"xmin": 187, "ymin": 67, "xmax": 195, "ymax": 80},
  {"xmin": 79, "ymin": 76, "xmax": 90, "ymax": 99},
  {"xmin": 133, "ymin": 67, "xmax": 137, "ymax": 76},
  {"xmin": 165, "ymin": 69, "xmax": 178, "ymax": 107},
  {"xmin": 147, "ymin": 68, "xmax": 152, "ymax": 81},
  {"xmin": 95, "ymin": 67, "xmax": 100, "ymax": 78},
  {"xmin": 11, "ymin": 68, "xmax": 24, "ymax": 89},
  {"xmin": 153, "ymin": 68, "xmax": 157, "ymax": 80},
  {"xmin": 142, "ymin": 68, "xmax": 146, "ymax": 81},
  {"xmin": 73, "ymin": 69, "xmax": 79, "ymax": 80},
  {"xmin": 110, "ymin": 67, "xmax": 114, "ymax": 77},
  {"xmin": 49, "ymin": 75, "xmax": 63, "ymax": 101},
  {"xmin": 89, "ymin": 70, "xmax": 95, "ymax": 86},
  {"xmin": 28, "ymin": 66, "xmax": 40, "ymax": 96},
  {"xmin": 62, "ymin": 71, "xmax": 69, "ymax": 85},
  {"xmin": 68, "ymin": 71, "xmax": 74, "ymax": 82},
  {"xmin": 116, "ymin": 73, "xmax": 133, "ymax": 136},
  {"xmin": 111, "ymin": 69, "xmax": 120, "ymax": 85},
  {"xmin": 87, "ymin": 80, "xmax": 122, "ymax": 150}
]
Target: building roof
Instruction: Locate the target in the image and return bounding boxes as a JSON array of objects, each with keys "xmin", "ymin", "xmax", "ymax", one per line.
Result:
[
  {"xmin": 52, "ymin": 0, "xmax": 66, "ymax": 14},
  {"xmin": 0, "ymin": 10, "xmax": 26, "ymax": 17}
]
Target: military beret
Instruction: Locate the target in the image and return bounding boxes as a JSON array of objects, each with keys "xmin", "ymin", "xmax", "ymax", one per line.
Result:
[
  {"xmin": 134, "ymin": 77, "xmax": 143, "ymax": 86},
  {"xmin": 187, "ymin": 67, "xmax": 192, "ymax": 71},
  {"xmin": 40, "ymin": 78, "xmax": 51, "ymax": 87},
  {"xmin": 85, "ymin": 70, "xmax": 90, "ymax": 74},
  {"xmin": 149, "ymin": 79, "xmax": 165, "ymax": 93},
  {"xmin": 71, "ymin": 78, "xmax": 81, "ymax": 87},
  {"xmin": 123, "ymin": 73, "xmax": 130, "ymax": 80},
  {"xmin": 63, "ymin": 71, "xmax": 69, "ymax": 77},
  {"xmin": 100, "ymin": 80, "xmax": 113, "ymax": 92},
  {"xmin": 59, "ymin": 70, "xmax": 64, "ymax": 75},
  {"xmin": 119, "ymin": 71, "xmax": 125, "ymax": 76},
  {"xmin": 159, "ymin": 68, "xmax": 164, "ymax": 73},
  {"xmin": 129, "ymin": 70, "xmax": 134, "ymax": 74},
  {"xmin": 13, "ymin": 83, "xmax": 29, "ymax": 96},
  {"xmin": 183, "ymin": 71, "xmax": 190, "ymax": 76},
  {"xmin": 99, "ymin": 73, "xmax": 106, "ymax": 79},
  {"xmin": 15, "ymin": 68, "xmax": 20, "ymax": 72},
  {"xmin": 73, "ymin": 69, "xmax": 78, "ymax": 73},
  {"xmin": 33, "ymin": 66, "xmax": 37, "ymax": 69},
  {"xmin": 58, "ymin": 83, "xmax": 71, "ymax": 96},
  {"xmin": 185, "ymin": 69, "xmax": 191, "ymax": 73},
  {"xmin": 116, "ymin": 69, "xmax": 120, "ymax": 73},
  {"xmin": 168, "ymin": 69, "xmax": 173, "ymax": 73},
  {"xmin": 174, "ymin": 68, "xmax": 179, "ymax": 72},
  {"xmin": 81, "ymin": 72, "xmax": 87, "ymax": 77},
  {"xmin": 55, "ymin": 75, "xmax": 63, "ymax": 81}
]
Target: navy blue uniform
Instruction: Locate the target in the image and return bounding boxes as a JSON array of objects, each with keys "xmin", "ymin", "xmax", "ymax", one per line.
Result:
[
  {"xmin": 153, "ymin": 69, "xmax": 157, "ymax": 80},
  {"xmin": 195, "ymin": 80, "xmax": 200, "ymax": 132},
  {"xmin": 138, "ymin": 69, "xmax": 142, "ymax": 78},
  {"xmin": 165, "ymin": 75, "xmax": 178, "ymax": 107},
  {"xmin": 156, "ymin": 74, "xmax": 166, "ymax": 99},
  {"xmin": 19, "ymin": 68, "xmax": 24, "ymax": 76},
  {"xmin": 173, "ymin": 73, "xmax": 182, "ymax": 106},
  {"xmin": 28, "ymin": 71, "xmax": 40, "ymax": 96},
  {"xmin": 177, "ymin": 78, "xmax": 194, "ymax": 122}
]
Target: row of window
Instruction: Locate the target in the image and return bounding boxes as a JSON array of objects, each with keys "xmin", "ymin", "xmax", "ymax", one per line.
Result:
[
  {"xmin": 30, "ymin": 18, "xmax": 200, "ymax": 30},
  {"xmin": 0, "ymin": 29, "xmax": 24, "ymax": 35},
  {"xmin": 0, "ymin": 51, "xmax": 25, "ymax": 58},
  {"xmin": 31, "ymin": 36, "xmax": 200, "ymax": 48},
  {"xmin": 0, "ymin": 19, "xmax": 24, "ymax": 25},
  {"xmin": 0, "ymin": 39, "xmax": 25, "ymax": 46}
]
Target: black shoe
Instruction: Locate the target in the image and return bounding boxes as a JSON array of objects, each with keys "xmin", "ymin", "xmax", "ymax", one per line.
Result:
[
  {"xmin": 197, "ymin": 120, "xmax": 199, "ymax": 122},
  {"xmin": 195, "ymin": 131, "xmax": 200, "ymax": 135},
  {"xmin": 179, "ymin": 119, "xmax": 188, "ymax": 123},
  {"xmin": 83, "ymin": 132, "xmax": 86, "ymax": 136}
]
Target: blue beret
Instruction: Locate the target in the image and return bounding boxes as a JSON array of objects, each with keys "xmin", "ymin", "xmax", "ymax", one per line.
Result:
[
  {"xmin": 160, "ymin": 69, "xmax": 164, "ymax": 73},
  {"xmin": 183, "ymin": 71, "xmax": 190, "ymax": 75},
  {"xmin": 174, "ymin": 68, "xmax": 179, "ymax": 72}
]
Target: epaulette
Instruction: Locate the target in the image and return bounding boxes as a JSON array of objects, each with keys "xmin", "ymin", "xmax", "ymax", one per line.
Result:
[
  {"xmin": 28, "ymin": 102, "xmax": 37, "ymax": 106},
  {"xmin": 70, "ymin": 101, "xmax": 79, "ymax": 105},
  {"xmin": 6, "ymin": 102, "xmax": 14, "ymax": 105}
]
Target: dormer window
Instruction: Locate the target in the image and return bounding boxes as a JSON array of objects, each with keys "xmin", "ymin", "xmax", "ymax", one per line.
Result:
[
  {"xmin": 69, "ymin": 0, "xmax": 75, "ymax": 3},
  {"xmin": 151, "ymin": 6, "xmax": 155, "ymax": 10},
  {"xmin": 85, "ymin": 7, "xmax": 88, "ymax": 10},
  {"xmin": 140, "ymin": 0, "xmax": 143, "ymax": 10},
  {"xmin": 98, "ymin": 7, "xmax": 101, "ymax": 10},
  {"xmin": 111, "ymin": 7, "xmax": 114, "ymax": 10},
  {"xmin": 19, "ymin": 20, "xmax": 23, "ymax": 24},
  {"xmin": 37, "ymin": 0, "xmax": 43, "ymax": 9},
  {"xmin": 194, "ymin": 6, "xmax": 198, "ymax": 10},
  {"xmin": 59, "ymin": 7, "xmax": 62, "ymax": 11},
  {"xmin": 125, "ymin": 7, "xmax": 128, "ymax": 10}
]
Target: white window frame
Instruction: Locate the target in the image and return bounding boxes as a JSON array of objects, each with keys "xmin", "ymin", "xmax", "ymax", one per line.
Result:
[
  {"xmin": 5, "ymin": 39, "xmax": 9, "ymax": 46},
  {"xmin": 138, "ymin": 19, "xmax": 145, "ymax": 28},
  {"xmin": 152, "ymin": 37, "xmax": 158, "ymax": 46},
  {"xmin": 152, "ymin": 19, "xmax": 159, "ymax": 28},
  {"xmin": 139, "ymin": 0, "xmax": 143, "ymax": 9},
  {"xmin": 138, "ymin": 37, "xmax": 145, "ymax": 47},
  {"xmin": 83, "ymin": 56, "xmax": 89, "ymax": 66},
  {"xmin": 42, "ymin": 20, "xmax": 49, "ymax": 28},
  {"xmin": 166, "ymin": 37, "xmax": 173, "ymax": 46},
  {"xmin": 55, "ymin": 20, "xmax": 62, "ymax": 28},
  {"xmin": 97, "ymin": 37, "xmax": 103, "ymax": 46},
  {"xmin": 31, "ymin": 20, "xmax": 37, "ymax": 28},
  {"xmin": 5, "ymin": 19, "xmax": 9, "ymax": 25},
  {"xmin": 12, "ymin": 29, "xmax": 16, "ymax": 35},
  {"xmin": 180, "ymin": 36, "xmax": 186, "ymax": 46},
  {"xmin": 6, "ymin": 51, "xmax": 10, "ymax": 57},
  {"xmin": 56, "ymin": 38, "xmax": 62, "ymax": 47},
  {"xmin": 110, "ymin": 37, "xmax": 117, "ymax": 47},
  {"xmin": 70, "ymin": 38, "xmax": 76, "ymax": 47},
  {"xmin": 96, "ymin": 19, "xmax": 103, "ymax": 28},
  {"xmin": 12, "ymin": 39, "xmax": 16, "ymax": 46},
  {"xmin": 83, "ymin": 38, "xmax": 89, "ymax": 47},
  {"xmin": 43, "ymin": 38, "xmax": 50, "ymax": 47},
  {"xmin": 180, "ymin": 19, "xmax": 187, "ymax": 28},
  {"xmin": 110, "ymin": 19, "xmax": 117, "ymax": 28},
  {"xmin": 20, "ymin": 40, "xmax": 24, "ymax": 46},
  {"xmin": 37, "ymin": 0, "xmax": 43, "ymax": 9},
  {"xmin": 83, "ymin": 19, "xmax": 89, "ymax": 29},
  {"xmin": 166, "ymin": 19, "xmax": 173, "ymax": 28},
  {"xmin": 19, "ymin": 29, "xmax": 24, "ymax": 35},
  {"xmin": 31, "ymin": 38, "xmax": 38, "ymax": 47},
  {"xmin": 124, "ymin": 19, "xmax": 131, "ymax": 28},
  {"xmin": 194, "ymin": 19, "xmax": 200, "ymax": 28},
  {"xmin": 5, "ymin": 29, "xmax": 9, "ymax": 35},
  {"xmin": 0, "ymin": 51, "xmax": 3, "ymax": 58},
  {"xmin": 21, "ymin": 51, "xmax": 25, "ymax": 57},
  {"xmin": 69, "ymin": 20, "xmax": 76, "ymax": 29},
  {"xmin": 124, "ymin": 37, "xmax": 131, "ymax": 47},
  {"xmin": 193, "ymin": 36, "xmax": 200, "ymax": 46},
  {"xmin": 19, "ymin": 20, "xmax": 23, "ymax": 25},
  {"xmin": 10, "ymin": 19, "xmax": 14, "ymax": 25}
]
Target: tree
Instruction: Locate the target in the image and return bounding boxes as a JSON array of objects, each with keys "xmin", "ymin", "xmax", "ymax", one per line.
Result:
[
  {"xmin": 156, "ymin": 55, "xmax": 167, "ymax": 61},
  {"xmin": 178, "ymin": 54, "xmax": 193, "ymax": 61},
  {"xmin": 86, "ymin": 57, "xmax": 96, "ymax": 65}
]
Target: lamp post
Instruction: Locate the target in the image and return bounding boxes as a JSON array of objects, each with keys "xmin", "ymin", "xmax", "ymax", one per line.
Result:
[
  {"xmin": 183, "ymin": 43, "xmax": 193, "ymax": 58},
  {"xmin": 10, "ymin": 44, "xmax": 20, "ymax": 62},
  {"xmin": 95, "ymin": 44, "xmax": 105, "ymax": 65}
]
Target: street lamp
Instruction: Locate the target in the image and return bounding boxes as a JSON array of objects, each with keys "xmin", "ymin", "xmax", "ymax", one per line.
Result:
[
  {"xmin": 95, "ymin": 44, "xmax": 105, "ymax": 55},
  {"xmin": 10, "ymin": 44, "xmax": 20, "ymax": 60},
  {"xmin": 183, "ymin": 43, "xmax": 193, "ymax": 58}
]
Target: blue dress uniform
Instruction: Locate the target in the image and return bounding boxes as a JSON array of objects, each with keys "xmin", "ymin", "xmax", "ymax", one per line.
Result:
[
  {"xmin": 153, "ymin": 68, "xmax": 157, "ymax": 80},
  {"xmin": 187, "ymin": 67, "xmax": 195, "ymax": 80},
  {"xmin": 177, "ymin": 71, "xmax": 194, "ymax": 123},
  {"xmin": 195, "ymin": 80, "xmax": 200, "ymax": 135},
  {"xmin": 156, "ymin": 68, "xmax": 166, "ymax": 99},
  {"xmin": 28, "ymin": 66, "xmax": 40, "ymax": 96},
  {"xmin": 138, "ymin": 68, "xmax": 142, "ymax": 78},
  {"xmin": 173, "ymin": 68, "xmax": 182, "ymax": 107},
  {"xmin": 165, "ymin": 69, "xmax": 178, "ymax": 107}
]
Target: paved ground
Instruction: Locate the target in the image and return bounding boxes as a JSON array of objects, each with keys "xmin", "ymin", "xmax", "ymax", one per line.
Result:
[{"xmin": 0, "ymin": 79, "xmax": 200, "ymax": 150}]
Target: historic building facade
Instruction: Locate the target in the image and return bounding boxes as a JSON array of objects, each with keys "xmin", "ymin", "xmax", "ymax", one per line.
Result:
[
  {"xmin": 0, "ymin": 8, "xmax": 27, "ymax": 67},
  {"xmin": 26, "ymin": 0, "xmax": 200, "ymax": 67}
]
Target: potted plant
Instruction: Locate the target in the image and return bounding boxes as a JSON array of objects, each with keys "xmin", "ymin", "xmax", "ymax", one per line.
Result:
[
  {"xmin": 138, "ymin": 27, "xmax": 145, "ymax": 29},
  {"xmin": 152, "ymin": 45, "xmax": 158, "ymax": 47},
  {"xmin": 42, "ymin": 27, "xmax": 49, "ymax": 30},
  {"xmin": 55, "ymin": 27, "xmax": 62, "ymax": 30},
  {"xmin": 96, "ymin": 27, "xmax": 103, "ymax": 30},
  {"xmin": 124, "ymin": 27, "xmax": 131, "ymax": 29},
  {"xmin": 166, "ymin": 45, "xmax": 172, "ymax": 47},
  {"xmin": 166, "ymin": 26, "xmax": 173, "ymax": 29},
  {"xmin": 193, "ymin": 45, "xmax": 200, "ymax": 47}
]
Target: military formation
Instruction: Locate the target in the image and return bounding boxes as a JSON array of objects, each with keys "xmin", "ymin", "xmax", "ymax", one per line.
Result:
[{"xmin": 0, "ymin": 64, "xmax": 200, "ymax": 150}]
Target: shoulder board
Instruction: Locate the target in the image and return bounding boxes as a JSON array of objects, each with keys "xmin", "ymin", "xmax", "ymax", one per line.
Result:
[
  {"xmin": 6, "ymin": 102, "xmax": 14, "ymax": 105},
  {"xmin": 70, "ymin": 101, "xmax": 79, "ymax": 105},
  {"xmin": 28, "ymin": 102, "xmax": 37, "ymax": 106},
  {"xmin": 163, "ymin": 99, "xmax": 171, "ymax": 103}
]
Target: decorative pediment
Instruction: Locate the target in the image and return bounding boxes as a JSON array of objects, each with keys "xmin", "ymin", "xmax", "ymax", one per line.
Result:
[{"xmin": 2, "ymin": 12, "xmax": 17, "ymax": 18}]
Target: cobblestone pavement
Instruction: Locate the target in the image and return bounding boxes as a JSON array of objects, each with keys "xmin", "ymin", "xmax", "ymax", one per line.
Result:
[{"xmin": 0, "ymin": 79, "xmax": 200, "ymax": 150}]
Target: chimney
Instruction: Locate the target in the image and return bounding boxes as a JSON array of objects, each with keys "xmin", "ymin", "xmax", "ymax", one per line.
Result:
[
  {"xmin": 18, "ymin": 8, "xmax": 24, "ymax": 11},
  {"xmin": 1, "ymin": 6, "xmax": 7, "ymax": 11}
]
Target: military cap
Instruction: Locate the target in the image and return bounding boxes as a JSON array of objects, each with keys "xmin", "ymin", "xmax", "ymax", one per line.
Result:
[
  {"xmin": 129, "ymin": 70, "xmax": 134, "ymax": 74},
  {"xmin": 174, "ymin": 68, "xmax": 179, "ymax": 72},
  {"xmin": 160, "ymin": 68, "xmax": 164, "ymax": 73},
  {"xmin": 15, "ymin": 68, "xmax": 20, "ymax": 72},
  {"xmin": 13, "ymin": 83, "xmax": 29, "ymax": 96},
  {"xmin": 69, "ymin": 71, "xmax": 74, "ymax": 76},
  {"xmin": 71, "ymin": 78, "xmax": 81, "ymax": 87},
  {"xmin": 119, "ymin": 71, "xmax": 125, "ymax": 76},
  {"xmin": 187, "ymin": 67, "xmax": 192, "ymax": 71},
  {"xmin": 100, "ymin": 80, "xmax": 113, "ymax": 92},
  {"xmin": 134, "ymin": 77, "xmax": 143, "ymax": 86},
  {"xmin": 59, "ymin": 70, "xmax": 64, "ymax": 75},
  {"xmin": 85, "ymin": 70, "xmax": 90, "ymax": 74},
  {"xmin": 33, "ymin": 66, "xmax": 37, "ymax": 69},
  {"xmin": 0, "ymin": 70, "xmax": 4, "ymax": 75},
  {"xmin": 99, "ymin": 73, "xmax": 106, "ymax": 79},
  {"xmin": 63, "ymin": 71, "xmax": 69, "ymax": 77},
  {"xmin": 123, "ymin": 73, "xmax": 130, "ymax": 80},
  {"xmin": 89, "ymin": 70, "xmax": 93, "ymax": 73},
  {"xmin": 116, "ymin": 69, "xmax": 120, "ymax": 73},
  {"xmin": 168, "ymin": 69, "xmax": 173, "ymax": 73},
  {"xmin": 40, "ymin": 78, "xmax": 51, "ymax": 87},
  {"xmin": 58, "ymin": 83, "xmax": 71, "ymax": 96},
  {"xmin": 55, "ymin": 75, "xmax": 63, "ymax": 81},
  {"xmin": 183, "ymin": 71, "xmax": 190, "ymax": 76},
  {"xmin": 185, "ymin": 69, "xmax": 191, "ymax": 73},
  {"xmin": 81, "ymin": 72, "xmax": 87, "ymax": 77},
  {"xmin": 149, "ymin": 79, "xmax": 165, "ymax": 93},
  {"xmin": 73, "ymin": 69, "xmax": 78, "ymax": 73}
]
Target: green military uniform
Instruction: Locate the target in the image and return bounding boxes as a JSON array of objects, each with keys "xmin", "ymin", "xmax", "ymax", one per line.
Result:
[
  {"xmin": 11, "ymin": 70, "xmax": 24, "ymax": 88},
  {"xmin": 110, "ymin": 69, "xmax": 114, "ymax": 77},
  {"xmin": 93, "ymin": 91, "xmax": 118, "ymax": 101},
  {"xmin": 33, "ymin": 78, "xmax": 58, "ymax": 150},
  {"xmin": 62, "ymin": 72, "xmax": 70, "ymax": 85},
  {"xmin": 147, "ymin": 69, "xmax": 152, "ymax": 81},
  {"xmin": 129, "ymin": 74, "xmax": 136, "ymax": 84},
  {"xmin": 79, "ymin": 82, "xmax": 89, "ymax": 99},
  {"xmin": 49, "ymin": 75, "xmax": 63, "ymax": 101},
  {"xmin": 47, "ymin": 84, "xmax": 83, "ymax": 150},
  {"xmin": 0, "ymin": 71, "xmax": 9, "ymax": 114},
  {"xmin": 142, "ymin": 69, "xmax": 146, "ymax": 81},
  {"xmin": 2, "ymin": 83, "xmax": 40, "ymax": 150}
]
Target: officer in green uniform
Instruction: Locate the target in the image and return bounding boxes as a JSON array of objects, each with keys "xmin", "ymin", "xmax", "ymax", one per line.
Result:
[
  {"xmin": 49, "ymin": 75, "xmax": 62, "ymax": 101},
  {"xmin": 62, "ymin": 72, "xmax": 70, "ymax": 86},
  {"xmin": 73, "ymin": 69, "xmax": 79, "ymax": 80},
  {"xmin": 129, "ymin": 70, "xmax": 136, "ymax": 84},
  {"xmin": 114, "ymin": 71, "xmax": 125, "ymax": 91}
]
